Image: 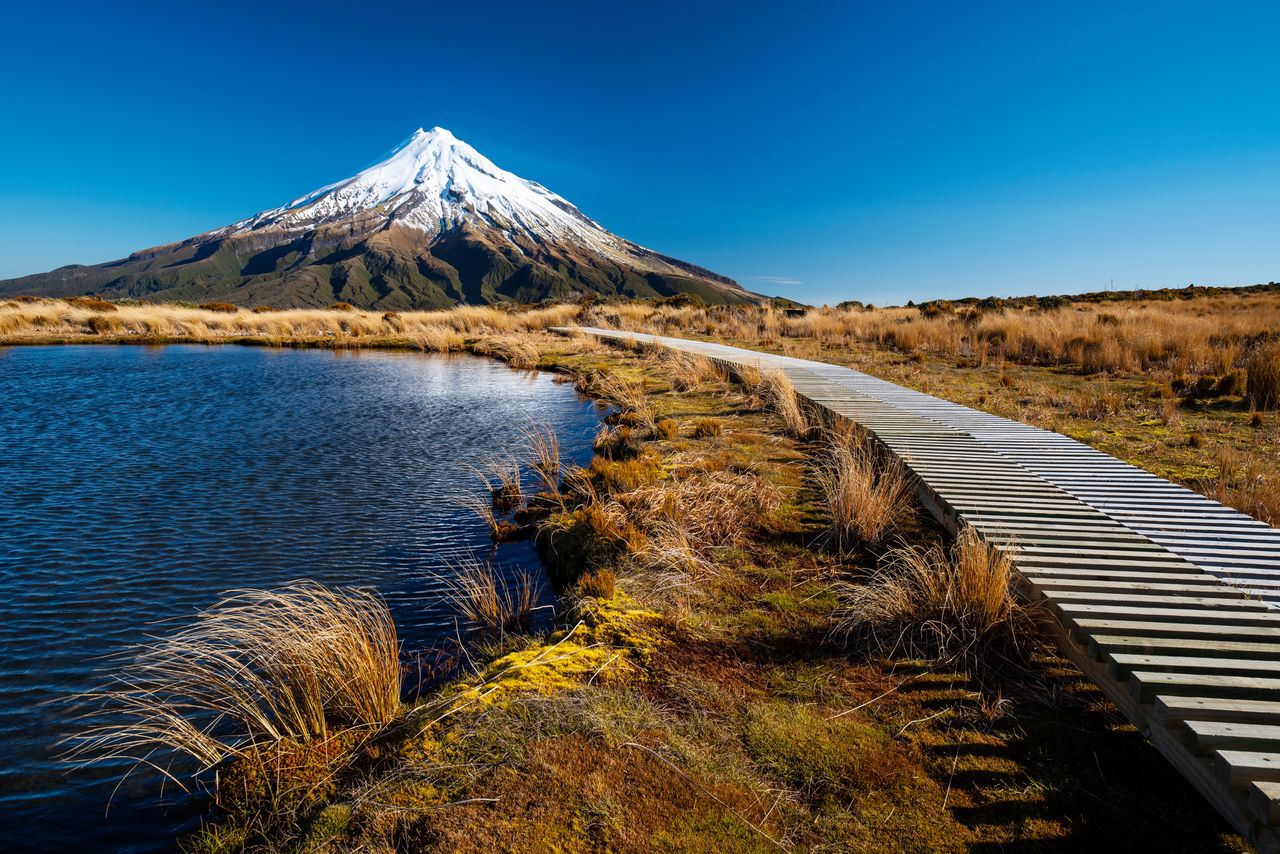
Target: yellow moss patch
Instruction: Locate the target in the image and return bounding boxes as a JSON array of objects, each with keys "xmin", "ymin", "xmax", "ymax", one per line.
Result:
[{"xmin": 449, "ymin": 596, "xmax": 662, "ymax": 708}]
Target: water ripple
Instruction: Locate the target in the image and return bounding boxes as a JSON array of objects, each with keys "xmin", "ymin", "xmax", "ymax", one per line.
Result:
[{"xmin": 0, "ymin": 345, "xmax": 600, "ymax": 852}]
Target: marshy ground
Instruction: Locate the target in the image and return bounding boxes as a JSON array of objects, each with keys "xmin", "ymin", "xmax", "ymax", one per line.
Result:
[{"xmin": 7, "ymin": 292, "xmax": 1274, "ymax": 850}]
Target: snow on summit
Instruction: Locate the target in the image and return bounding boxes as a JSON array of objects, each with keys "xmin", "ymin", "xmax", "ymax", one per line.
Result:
[{"xmin": 225, "ymin": 127, "xmax": 626, "ymax": 256}]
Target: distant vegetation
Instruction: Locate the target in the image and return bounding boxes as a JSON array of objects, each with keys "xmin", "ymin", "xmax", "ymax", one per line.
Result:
[{"xmin": 3, "ymin": 286, "xmax": 1278, "ymax": 528}]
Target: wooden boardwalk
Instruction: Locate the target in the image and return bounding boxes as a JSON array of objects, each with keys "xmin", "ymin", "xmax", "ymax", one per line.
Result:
[{"xmin": 562, "ymin": 326, "xmax": 1280, "ymax": 851}]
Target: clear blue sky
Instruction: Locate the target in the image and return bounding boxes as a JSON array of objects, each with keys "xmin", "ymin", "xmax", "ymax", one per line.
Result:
[{"xmin": 2, "ymin": 1, "xmax": 1278, "ymax": 306}]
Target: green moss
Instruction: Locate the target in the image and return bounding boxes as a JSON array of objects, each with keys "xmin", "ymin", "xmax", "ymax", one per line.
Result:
[{"xmin": 744, "ymin": 702, "xmax": 898, "ymax": 801}]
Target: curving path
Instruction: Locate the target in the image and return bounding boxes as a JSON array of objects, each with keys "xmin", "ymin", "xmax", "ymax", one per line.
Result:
[{"xmin": 559, "ymin": 326, "xmax": 1280, "ymax": 851}]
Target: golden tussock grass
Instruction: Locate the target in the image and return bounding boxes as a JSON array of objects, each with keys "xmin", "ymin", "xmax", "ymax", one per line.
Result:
[
  {"xmin": 579, "ymin": 293, "xmax": 1280, "ymax": 385},
  {"xmin": 441, "ymin": 558, "xmax": 542, "ymax": 637},
  {"xmin": 64, "ymin": 584, "xmax": 400, "ymax": 789},
  {"xmin": 478, "ymin": 455, "xmax": 523, "ymax": 510},
  {"xmin": 1214, "ymin": 448, "xmax": 1280, "ymax": 526},
  {"xmin": 835, "ymin": 529, "xmax": 1031, "ymax": 665},
  {"xmin": 522, "ymin": 420, "xmax": 563, "ymax": 495},
  {"xmin": 574, "ymin": 568, "xmax": 617, "ymax": 600},
  {"xmin": 816, "ymin": 431, "xmax": 912, "ymax": 551},
  {"xmin": 1248, "ymin": 340, "xmax": 1280, "ymax": 410},
  {"xmin": 587, "ymin": 370, "xmax": 656, "ymax": 430},
  {"xmin": 0, "ymin": 297, "xmax": 580, "ymax": 345},
  {"xmin": 472, "ymin": 335, "xmax": 540, "ymax": 370},
  {"xmin": 662, "ymin": 350, "xmax": 725, "ymax": 392},
  {"xmin": 760, "ymin": 369, "xmax": 811, "ymax": 437}
]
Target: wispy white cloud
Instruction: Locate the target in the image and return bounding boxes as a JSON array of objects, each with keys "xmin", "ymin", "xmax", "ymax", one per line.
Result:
[{"xmin": 750, "ymin": 275, "xmax": 803, "ymax": 286}]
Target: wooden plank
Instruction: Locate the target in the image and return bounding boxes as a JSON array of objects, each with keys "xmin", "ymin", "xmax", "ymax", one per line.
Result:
[
  {"xmin": 1072, "ymin": 618, "xmax": 1280, "ymax": 643},
  {"xmin": 1251, "ymin": 781, "xmax": 1280, "ymax": 825},
  {"xmin": 1129, "ymin": 671, "xmax": 1280, "ymax": 704},
  {"xmin": 1154, "ymin": 696, "xmax": 1280, "ymax": 727},
  {"xmin": 1050, "ymin": 590, "xmax": 1264, "ymax": 610},
  {"xmin": 1093, "ymin": 635, "xmax": 1280, "ymax": 663},
  {"xmin": 1183, "ymin": 721, "xmax": 1280, "ymax": 755},
  {"xmin": 1056, "ymin": 603, "xmax": 1280, "ymax": 627},
  {"xmin": 1215, "ymin": 751, "xmax": 1280, "ymax": 788},
  {"xmin": 1111, "ymin": 654, "xmax": 1280, "ymax": 680}
]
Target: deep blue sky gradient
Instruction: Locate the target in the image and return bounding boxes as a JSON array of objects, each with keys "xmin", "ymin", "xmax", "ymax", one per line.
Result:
[{"xmin": 2, "ymin": 1, "xmax": 1279, "ymax": 305}]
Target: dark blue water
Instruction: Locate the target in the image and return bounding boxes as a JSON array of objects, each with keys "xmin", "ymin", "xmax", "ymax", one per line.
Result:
[{"xmin": 0, "ymin": 345, "xmax": 600, "ymax": 852}]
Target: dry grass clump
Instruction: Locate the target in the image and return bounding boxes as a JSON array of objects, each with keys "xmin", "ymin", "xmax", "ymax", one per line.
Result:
[
  {"xmin": 760, "ymin": 369, "xmax": 810, "ymax": 437},
  {"xmin": 691, "ymin": 417, "xmax": 723, "ymax": 438},
  {"xmin": 199, "ymin": 302, "xmax": 240, "ymax": 313},
  {"xmin": 0, "ymin": 298, "xmax": 580, "ymax": 344},
  {"xmin": 580, "ymin": 293, "xmax": 1280, "ymax": 391},
  {"xmin": 816, "ymin": 433, "xmax": 912, "ymax": 551},
  {"xmin": 589, "ymin": 454, "xmax": 663, "ymax": 494},
  {"xmin": 442, "ymin": 559, "xmax": 542, "ymax": 636},
  {"xmin": 406, "ymin": 325, "xmax": 464, "ymax": 353},
  {"xmin": 65, "ymin": 584, "xmax": 401, "ymax": 789},
  {"xmin": 654, "ymin": 418, "xmax": 679, "ymax": 440},
  {"xmin": 1214, "ymin": 449, "xmax": 1280, "ymax": 526},
  {"xmin": 65, "ymin": 295, "xmax": 118, "ymax": 311},
  {"xmin": 575, "ymin": 568, "xmax": 617, "ymax": 600},
  {"xmin": 835, "ymin": 529, "xmax": 1030, "ymax": 665},
  {"xmin": 523, "ymin": 421, "xmax": 563, "ymax": 494},
  {"xmin": 589, "ymin": 371, "xmax": 656, "ymax": 431},
  {"xmin": 474, "ymin": 336, "xmax": 540, "ymax": 371},
  {"xmin": 593, "ymin": 422, "xmax": 642, "ymax": 460},
  {"xmin": 666, "ymin": 352, "xmax": 725, "ymax": 392},
  {"xmin": 632, "ymin": 471, "xmax": 782, "ymax": 544},
  {"xmin": 478, "ymin": 455, "xmax": 523, "ymax": 510},
  {"xmin": 731, "ymin": 363, "xmax": 765, "ymax": 395},
  {"xmin": 1248, "ymin": 340, "xmax": 1280, "ymax": 410}
]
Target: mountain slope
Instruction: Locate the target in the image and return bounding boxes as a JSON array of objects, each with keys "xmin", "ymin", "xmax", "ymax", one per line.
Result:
[{"xmin": 0, "ymin": 128, "xmax": 759, "ymax": 308}]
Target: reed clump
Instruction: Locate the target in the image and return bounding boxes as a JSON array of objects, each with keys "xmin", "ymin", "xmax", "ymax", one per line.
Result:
[
  {"xmin": 816, "ymin": 433, "xmax": 912, "ymax": 551},
  {"xmin": 442, "ymin": 559, "xmax": 542, "ymax": 637},
  {"xmin": 0, "ymin": 297, "xmax": 580, "ymax": 344},
  {"xmin": 66, "ymin": 584, "xmax": 401, "ymax": 790},
  {"xmin": 523, "ymin": 421, "xmax": 563, "ymax": 494},
  {"xmin": 1247, "ymin": 340, "xmax": 1280, "ymax": 410},
  {"xmin": 760, "ymin": 369, "xmax": 811, "ymax": 437},
  {"xmin": 1214, "ymin": 449, "xmax": 1280, "ymax": 526},
  {"xmin": 474, "ymin": 336, "xmax": 541, "ymax": 371},
  {"xmin": 589, "ymin": 371, "xmax": 656, "ymax": 432},
  {"xmin": 835, "ymin": 529, "xmax": 1030, "ymax": 665}
]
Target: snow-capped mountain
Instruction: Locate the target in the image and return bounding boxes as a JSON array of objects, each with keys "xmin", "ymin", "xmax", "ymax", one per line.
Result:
[{"xmin": 0, "ymin": 127, "xmax": 757, "ymax": 308}]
